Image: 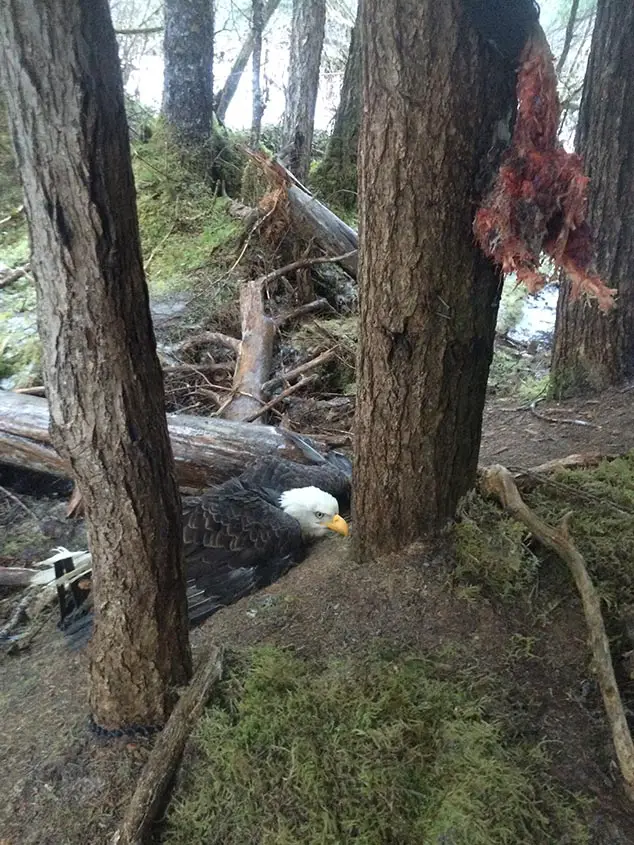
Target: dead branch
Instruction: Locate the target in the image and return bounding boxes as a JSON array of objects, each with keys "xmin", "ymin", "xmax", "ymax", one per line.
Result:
[
  {"xmin": 262, "ymin": 348, "xmax": 337, "ymax": 396},
  {"xmin": 530, "ymin": 398, "xmax": 601, "ymax": 428},
  {"xmin": 222, "ymin": 279, "xmax": 275, "ymax": 421},
  {"xmin": 0, "ymin": 483, "xmax": 40, "ymax": 521},
  {"xmin": 0, "ymin": 263, "xmax": 31, "ymax": 289},
  {"xmin": 0, "ymin": 204, "xmax": 24, "ymax": 226},
  {"xmin": 510, "ymin": 453, "xmax": 618, "ymax": 492},
  {"xmin": 247, "ymin": 152, "xmax": 359, "ymax": 276},
  {"xmin": 257, "ymin": 250, "xmax": 358, "ymax": 290},
  {"xmin": 177, "ymin": 331, "xmax": 240, "ymax": 357},
  {"xmin": 274, "ymin": 297, "xmax": 333, "ymax": 328},
  {"xmin": 162, "ymin": 362, "xmax": 233, "ymax": 377},
  {"xmin": 13, "ymin": 385, "xmax": 46, "ymax": 396},
  {"xmin": 244, "ymin": 374, "xmax": 318, "ymax": 423},
  {"xmin": 0, "ymin": 568, "xmax": 41, "ymax": 588},
  {"xmin": 112, "ymin": 645, "xmax": 224, "ymax": 845},
  {"xmin": 480, "ymin": 464, "xmax": 634, "ymax": 800}
]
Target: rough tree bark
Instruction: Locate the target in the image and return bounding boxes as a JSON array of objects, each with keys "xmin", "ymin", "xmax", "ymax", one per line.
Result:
[
  {"xmin": 314, "ymin": 6, "xmax": 361, "ymax": 210},
  {"xmin": 353, "ymin": 0, "xmax": 518, "ymax": 557},
  {"xmin": 0, "ymin": 0, "xmax": 192, "ymax": 728},
  {"xmin": 215, "ymin": 0, "xmax": 282, "ymax": 123},
  {"xmin": 163, "ymin": 0, "xmax": 214, "ymax": 144},
  {"xmin": 551, "ymin": 0, "xmax": 634, "ymax": 397},
  {"xmin": 280, "ymin": 0, "xmax": 327, "ymax": 184}
]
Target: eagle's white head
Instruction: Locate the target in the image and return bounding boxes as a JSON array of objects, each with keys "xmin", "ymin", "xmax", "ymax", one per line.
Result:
[{"xmin": 279, "ymin": 486, "xmax": 349, "ymax": 539}]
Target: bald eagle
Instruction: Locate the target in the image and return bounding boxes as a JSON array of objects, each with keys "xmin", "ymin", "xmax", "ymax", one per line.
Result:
[{"xmin": 58, "ymin": 434, "xmax": 351, "ymax": 644}]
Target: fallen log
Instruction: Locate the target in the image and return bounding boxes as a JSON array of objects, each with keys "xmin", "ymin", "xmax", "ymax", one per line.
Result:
[
  {"xmin": 249, "ymin": 153, "xmax": 359, "ymax": 277},
  {"xmin": 480, "ymin": 464, "xmax": 634, "ymax": 801},
  {"xmin": 0, "ymin": 391, "xmax": 326, "ymax": 490},
  {"xmin": 222, "ymin": 279, "xmax": 275, "ymax": 421},
  {"xmin": 0, "ymin": 262, "xmax": 31, "ymax": 289},
  {"xmin": 112, "ymin": 645, "xmax": 224, "ymax": 845}
]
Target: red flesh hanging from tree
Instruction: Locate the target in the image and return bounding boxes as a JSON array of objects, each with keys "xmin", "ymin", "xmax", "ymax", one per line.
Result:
[{"xmin": 474, "ymin": 30, "xmax": 616, "ymax": 311}]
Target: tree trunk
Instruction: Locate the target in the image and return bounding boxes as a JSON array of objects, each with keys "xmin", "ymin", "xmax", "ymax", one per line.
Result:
[
  {"xmin": 280, "ymin": 0, "xmax": 327, "ymax": 184},
  {"xmin": 163, "ymin": 0, "xmax": 214, "ymax": 144},
  {"xmin": 313, "ymin": 6, "xmax": 361, "ymax": 210},
  {"xmin": 0, "ymin": 0, "xmax": 192, "ymax": 729},
  {"xmin": 215, "ymin": 0, "xmax": 282, "ymax": 123},
  {"xmin": 550, "ymin": 0, "xmax": 634, "ymax": 397},
  {"xmin": 250, "ymin": 0, "xmax": 265, "ymax": 148},
  {"xmin": 353, "ymin": 0, "xmax": 517, "ymax": 557}
]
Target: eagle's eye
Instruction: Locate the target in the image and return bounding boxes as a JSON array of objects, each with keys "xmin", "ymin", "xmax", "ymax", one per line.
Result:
[{"xmin": 314, "ymin": 511, "xmax": 325, "ymax": 520}]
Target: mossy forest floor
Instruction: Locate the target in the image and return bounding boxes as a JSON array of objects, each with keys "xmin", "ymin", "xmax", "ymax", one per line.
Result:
[
  {"xmin": 3, "ymin": 121, "xmax": 634, "ymax": 844},
  {"xmin": 2, "ymin": 395, "xmax": 634, "ymax": 845}
]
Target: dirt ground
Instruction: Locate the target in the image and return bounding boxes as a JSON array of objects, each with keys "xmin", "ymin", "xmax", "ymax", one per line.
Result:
[{"xmin": 1, "ymin": 387, "xmax": 634, "ymax": 845}]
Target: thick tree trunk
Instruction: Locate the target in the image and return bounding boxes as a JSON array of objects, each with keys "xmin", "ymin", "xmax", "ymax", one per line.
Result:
[
  {"xmin": 215, "ymin": 0, "xmax": 282, "ymax": 123},
  {"xmin": 0, "ymin": 0, "xmax": 192, "ymax": 729},
  {"xmin": 353, "ymin": 0, "xmax": 517, "ymax": 557},
  {"xmin": 314, "ymin": 7, "xmax": 361, "ymax": 210},
  {"xmin": 280, "ymin": 0, "xmax": 327, "ymax": 184},
  {"xmin": 551, "ymin": 0, "xmax": 634, "ymax": 397},
  {"xmin": 163, "ymin": 0, "xmax": 214, "ymax": 144}
]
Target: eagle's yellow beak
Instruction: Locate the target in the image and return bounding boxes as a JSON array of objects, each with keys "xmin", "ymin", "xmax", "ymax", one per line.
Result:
[{"xmin": 325, "ymin": 514, "xmax": 349, "ymax": 537}]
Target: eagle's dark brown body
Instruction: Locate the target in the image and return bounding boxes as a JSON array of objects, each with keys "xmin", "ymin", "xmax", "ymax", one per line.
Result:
[{"xmin": 59, "ymin": 437, "xmax": 351, "ymax": 645}]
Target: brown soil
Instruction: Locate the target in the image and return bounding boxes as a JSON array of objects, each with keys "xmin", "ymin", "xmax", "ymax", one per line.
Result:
[{"xmin": 1, "ymin": 387, "xmax": 634, "ymax": 845}]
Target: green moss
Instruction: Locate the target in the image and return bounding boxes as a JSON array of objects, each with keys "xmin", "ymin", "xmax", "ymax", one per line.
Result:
[
  {"xmin": 0, "ymin": 277, "xmax": 40, "ymax": 386},
  {"xmin": 133, "ymin": 121, "xmax": 243, "ymax": 294},
  {"xmin": 454, "ymin": 453, "xmax": 634, "ymax": 627},
  {"xmin": 454, "ymin": 499, "xmax": 540, "ymax": 602},
  {"xmin": 163, "ymin": 647, "xmax": 587, "ymax": 845}
]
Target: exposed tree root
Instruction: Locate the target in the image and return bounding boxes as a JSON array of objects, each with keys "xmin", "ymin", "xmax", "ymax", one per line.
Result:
[{"xmin": 480, "ymin": 463, "xmax": 634, "ymax": 800}]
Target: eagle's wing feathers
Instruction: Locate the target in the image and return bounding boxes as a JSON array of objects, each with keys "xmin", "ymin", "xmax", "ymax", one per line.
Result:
[{"xmin": 181, "ymin": 478, "xmax": 304, "ymax": 622}]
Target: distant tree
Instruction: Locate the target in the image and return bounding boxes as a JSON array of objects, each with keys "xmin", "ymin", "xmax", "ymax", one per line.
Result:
[
  {"xmin": 215, "ymin": 0, "xmax": 282, "ymax": 123},
  {"xmin": 163, "ymin": 0, "xmax": 214, "ymax": 144},
  {"xmin": 250, "ymin": 0, "xmax": 265, "ymax": 147},
  {"xmin": 0, "ymin": 0, "xmax": 192, "ymax": 729},
  {"xmin": 547, "ymin": 0, "xmax": 597, "ymax": 139},
  {"xmin": 313, "ymin": 4, "xmax": 360, "ymax": 210},
  {"xmin": 353, "ymin": 0, "xmax": 527, "ymax": 556},
  {"xmin": 551, "ymin": 0, "xmax": 634, "ymax": 395},
  {"xmin": 280, "ymin": 0, "xmax": 327, "ymax": 183}
]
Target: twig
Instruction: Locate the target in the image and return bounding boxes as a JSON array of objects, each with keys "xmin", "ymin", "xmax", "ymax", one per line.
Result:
[
  {"xmin": 262, "ymin": 348, "xmax": 337, "ymax": 395},
  {"xmin": 144, "ymin": 221, "xmax": 177, "ymax": 272},
  {"xmin": 0, "ymin": 483, "xmax": 40, "ymax": 522},
  {"xmin": 112, "ymin": 645, "xmax": 224, "ymax": 845},
  {"xmin": 0, "ymin": 588, "xmax": 38, "ymax": 642},
  {"xmin": 255, "ymin": 250, "xmax": 357, "ymax": 289},
  {"xmin": 0, "ymin": 205, "xmax": 24, "ymax": 226},
  {"xmin": 274, "ymin": 298, "xmax": 334, "ymax": 329},
  {"xmin": 243, "ymin": 375, "xmax": 318, "ymax": 423},
  {"xmin": 177, "ymin": 331, "xmax": 241, "ymax": 356},
  {"xmin": 480, "ymin": 464, "xmax": 634, "ymax": 800},
  {"xmin": 530, "ymin": 398, "xmax": 601, "ymax": 428},
  {"xmin": 162, "ymin": 362, "xmax": 233, "ymax": 377}
]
